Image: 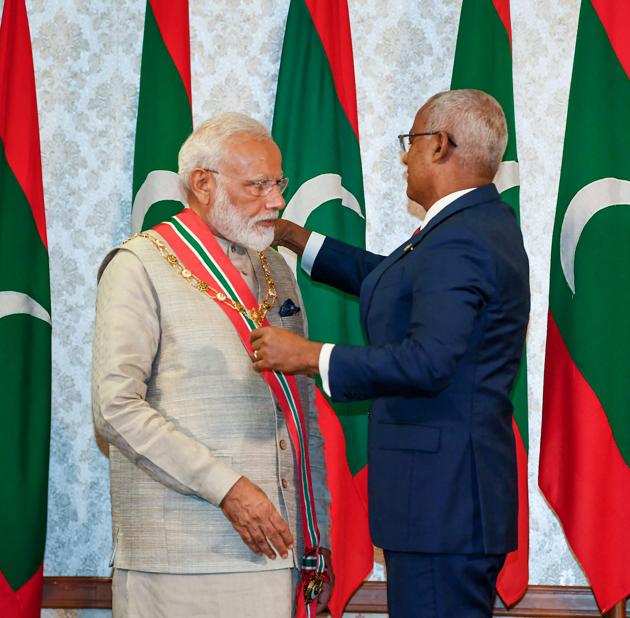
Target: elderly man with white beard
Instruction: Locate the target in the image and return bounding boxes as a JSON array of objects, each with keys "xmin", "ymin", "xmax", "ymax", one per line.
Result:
[{"xmin": 92, "ymin": 113, "xmax": 332, "ymax": 618}]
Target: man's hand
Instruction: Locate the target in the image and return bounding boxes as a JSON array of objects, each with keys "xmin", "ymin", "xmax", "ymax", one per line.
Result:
[
  {"xmin": 220, "ymin": 477, "xmax": 294, "ymax": 560},
  {"xmin": 250, "ymin": 327, "xmax": 322, "ymax": 375},
  {"xmin": 316, "ymin": 547, "xmax": 335, "ymax": 614},
  {"xmin": 274, "ymin": 219, "xmax": 312, "ymax": 255}
]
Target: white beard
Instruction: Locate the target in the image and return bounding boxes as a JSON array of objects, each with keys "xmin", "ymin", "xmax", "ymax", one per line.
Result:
[{"xmin": 206, "ymin": 183, "xmax": 276, "ymax": 251}]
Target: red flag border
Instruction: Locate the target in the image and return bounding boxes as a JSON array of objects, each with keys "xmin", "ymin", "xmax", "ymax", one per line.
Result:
[
  {"xmin": 540, "ymin": 312, "xmax": 630, "ymax": 613},
  {"xmin": 0, "ymin": 0, "xmax": 47, "ymax": 249},
  {"xmin": 303, "ymin": 0, "xmax": 360, "ymax": 140},
  {"xmin": 492, "ymin": 0, "xmax": 513, "ymax": 47},
  {"xmin": 591, "ymin": 0, "xmax": 630, "ymax": 80},
  {"xmin": 148, "ymin": 0, "xmax": 192, "ymax": 105}
]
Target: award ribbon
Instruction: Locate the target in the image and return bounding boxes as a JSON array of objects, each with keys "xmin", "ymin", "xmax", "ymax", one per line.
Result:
[{"xmin": 150, "ymin": 208, "xmax": 326, "ymax": 617}]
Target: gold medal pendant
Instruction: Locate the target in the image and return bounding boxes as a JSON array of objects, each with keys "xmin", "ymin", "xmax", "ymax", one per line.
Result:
[
  {"xmin": 303, "ymin": 573, "xmax": 325, "ymax": 605},
  {"xmin": 249, "ymin": 307, "xmax": 263, "ymax": 328}
]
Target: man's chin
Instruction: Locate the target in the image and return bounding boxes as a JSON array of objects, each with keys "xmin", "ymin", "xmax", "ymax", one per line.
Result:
[{"xmin": 240, "ymin": 228, "xmax": 275, "ymax": 252}]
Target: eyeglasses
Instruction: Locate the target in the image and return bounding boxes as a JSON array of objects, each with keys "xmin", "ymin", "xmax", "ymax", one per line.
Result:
[
  {"xmin": 204, "ymin": 168, "xmax": 289, "ymax": 197},
  {"xmin": 397, "ymin": 132, "xmax": 458, "ymax": 153}
]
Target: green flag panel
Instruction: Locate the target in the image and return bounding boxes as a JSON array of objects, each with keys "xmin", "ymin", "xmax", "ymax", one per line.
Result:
[
  {"xmin": 450, "ymin": 0, "xmax": 527, "ymax": 450},
  {"xmin": 0, "ymin": 317, "xmax": 51, "ymax": 589},
  {"xmin": 273, "ymin": 3, "xmax": 365, "ymax": 208},
  {"xmin": 132, "ymin": 2, "xmax": 192, "ymax": 230},
  {"xmin": 0, "ymin": 148, "xmax": 50, "ymax": 589},
  {"xmin": 451, "ymin": 0, "xmax": 517, "ymax": 166},
  {"xmin": 549, "ymin": 0, "xmax": 630, "ymax": 464},
  {"xmin": 273, "ymin": 0, "xmax": 368, "ymax": 474},
  {"xmin": 0, "ymin": 143, "xmax": 50, "ymax": 310}
]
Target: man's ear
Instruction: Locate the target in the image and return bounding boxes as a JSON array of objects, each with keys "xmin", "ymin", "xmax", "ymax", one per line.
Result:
[
  {"xmin": 432, "ymin": 131, "xmax": 451, "ymax": 162},
  {"xmin": 189, "ymin": 168, "xmax": 215, "ymax": 204}
]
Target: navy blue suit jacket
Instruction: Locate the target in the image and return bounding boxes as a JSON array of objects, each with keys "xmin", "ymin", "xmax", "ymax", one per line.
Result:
[{"xmin": 311, "ymin": 184, "xmax": 530, "ymax": 555}]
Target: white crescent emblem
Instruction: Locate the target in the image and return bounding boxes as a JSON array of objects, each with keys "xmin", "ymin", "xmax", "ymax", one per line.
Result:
[
  {"xmin": 0, "ymin": 291, "xmax": 51, "ymax": 324},
  {"xmin": 560, "ymin": 177, "xmax": 630, "ymax": 294},
  {"xmin": 279, "ymin": 173, "xmax": 365, "ymax": 276},
  {"xmin": 493, "ymin": 160, "xmax": 519, "ymax": 194},
  {"xmin": 131, "ymin": 170, "xmax": 186, "ymax": 233}
]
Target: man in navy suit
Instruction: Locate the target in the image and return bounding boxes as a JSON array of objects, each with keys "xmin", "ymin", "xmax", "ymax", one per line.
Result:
[{"xmin": 251, "ymin": 89, "xmax": 530, "ymax": 617}]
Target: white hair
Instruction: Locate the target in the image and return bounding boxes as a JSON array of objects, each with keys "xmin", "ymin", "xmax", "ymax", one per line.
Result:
[
  {"xmin": 423, "ymin": 90, "xmax": 508, "ymax": 177},
  {"xmin": 177, "ymin": 112, "xmax": 270, "ymax": 192}
]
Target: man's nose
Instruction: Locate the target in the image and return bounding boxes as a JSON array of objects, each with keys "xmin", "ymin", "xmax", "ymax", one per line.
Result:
[
  {"xmin": 265, "ymin": 186, "xmax": 285, "ymax": 210},
  {"xmin": 400, "ymin": 150, "xmax": 408, "ymax": 166}
]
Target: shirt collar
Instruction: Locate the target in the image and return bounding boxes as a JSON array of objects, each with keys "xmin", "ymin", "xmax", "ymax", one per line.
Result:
[{"xmin": 420, "ymin": 187, "xmax": 477, "ymax": 229}]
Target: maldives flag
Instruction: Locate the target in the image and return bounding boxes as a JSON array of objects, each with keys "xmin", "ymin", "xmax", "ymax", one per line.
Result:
[
  {"xmin": 131, "ymin": 0, "xmax": 192, "ymax": 233},
  {"xmin": 272, "ymin": 1, "xmax": 372, "ymax": 615},
  {"xmin": 0, "ymin": 1, "xmax": 52, "ymax": 616},
  {"xmin": 450, "ymin": 0, "xmax": 529, "ymax": 607},
  {"xmin": 539, "ymin": 0, "xmax": 630, "ymax": 612}
]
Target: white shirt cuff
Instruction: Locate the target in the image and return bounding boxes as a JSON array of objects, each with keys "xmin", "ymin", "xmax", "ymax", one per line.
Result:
[
  {"xmin": 301, "ymin": 232, "xmax": 326, "ymax": 276},
  {"xmin": 319, "ymin": 343, "xmax": 335, "ymax": 397}
]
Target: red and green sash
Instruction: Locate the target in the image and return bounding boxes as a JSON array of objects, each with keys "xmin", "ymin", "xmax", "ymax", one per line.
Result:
[{"xmin": 151, "ymin": 208, "xmax": 326, "ymax": 616}]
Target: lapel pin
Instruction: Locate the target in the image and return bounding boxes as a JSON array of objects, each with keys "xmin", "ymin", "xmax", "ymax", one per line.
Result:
[{"xmin": 403, "ymin": 243, "xmax": 414, "ymax": 253}]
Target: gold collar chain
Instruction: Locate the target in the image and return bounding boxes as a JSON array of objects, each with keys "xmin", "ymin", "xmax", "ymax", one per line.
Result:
[{"xmin": 128, "ymin": 232, "xmax": 277, "ymax": 328}]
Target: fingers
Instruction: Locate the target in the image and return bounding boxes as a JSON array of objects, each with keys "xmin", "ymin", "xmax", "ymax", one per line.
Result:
[
  {"xmin": 243, "ymin": 513, "xmax": 293, "ymax": 560},
  {"xmin": 273, "ymin": 219, "xmax": 311, "ymax": 254},
  {"xmin": 273, "ymin": 219, "xmax": 289, "ymax": 247},
  {"xmin": 250, "ymin": 327, "xmax": 321, "ymax": 375},
  {"xmin": 250, "ymin": 327, "xmax": 279, "ymax": 372},
  {"xmin": 220, "ymin": 477, "xmax": 294, "ymax": 560},
  {"xmin": 250, "ymin": 327, "xmax": 273, "ymax": 371},
  {"xmin": 245, "ymin": 524, "xmax": 278, "ymax": 560},
  {"xmin": 234, "ymin": 524, "xmax": 271, "ymax": 558},
  {"xmin": 249, "ymin": 327, "xmax": 268, "ymax": 346},
  {"xmin": 268, "ymin": 509, "xmax": 294, "ymax": 554},
  {"xmin": 263, "ymin": 514, "xmax": 294, "ymax": 560}
]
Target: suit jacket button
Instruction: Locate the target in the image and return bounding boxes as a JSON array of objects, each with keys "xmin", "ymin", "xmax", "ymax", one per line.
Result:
[
  {"xmin": 279, "ymin": 439, "xmax": 287, "ymax": 450},
  {"xmin": 281, "ymin": 478, "xmax": 289, "ymax": 489}
]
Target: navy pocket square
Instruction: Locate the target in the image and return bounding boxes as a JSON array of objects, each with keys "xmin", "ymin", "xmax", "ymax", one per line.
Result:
[{"xmin": 279, "ymin": 298, "xmax": 301, "ymax": 317}]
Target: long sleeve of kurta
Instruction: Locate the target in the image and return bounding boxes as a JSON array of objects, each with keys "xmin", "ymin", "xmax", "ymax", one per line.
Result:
[{"xmin": 92, "ymin": 250, "xmax": 242, "ymax": 507}]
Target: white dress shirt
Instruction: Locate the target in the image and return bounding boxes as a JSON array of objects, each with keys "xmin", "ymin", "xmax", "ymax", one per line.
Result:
[{"xmin": 302, "ymin": 187, "xmax": 477, "ymax": 396}]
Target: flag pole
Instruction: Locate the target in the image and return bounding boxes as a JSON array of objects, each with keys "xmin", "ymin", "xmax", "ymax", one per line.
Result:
[{"xmin": 603, "ymin": 598, "xmax": 627, "ymax": 618}]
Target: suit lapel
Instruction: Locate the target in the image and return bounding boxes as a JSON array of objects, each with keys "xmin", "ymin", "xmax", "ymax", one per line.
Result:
[{"xmin": 359, "ymin": 184, "xmax": 500, "ymax": 325}]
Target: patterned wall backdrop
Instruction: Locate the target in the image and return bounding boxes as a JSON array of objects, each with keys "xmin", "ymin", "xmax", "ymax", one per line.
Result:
[{"xmin": 3, "ymin": 0, "xmax": 586, "ymax": 614}]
